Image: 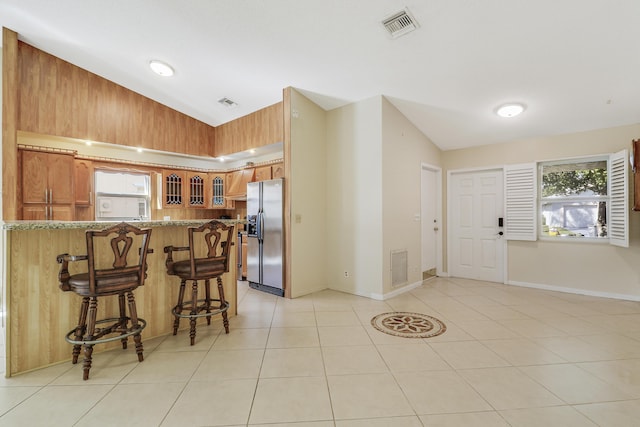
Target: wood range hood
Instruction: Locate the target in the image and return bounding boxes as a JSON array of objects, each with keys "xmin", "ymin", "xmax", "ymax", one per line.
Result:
[{"xmin": 225, "ymin": 168, "xmax": 256, "ymax": 201}]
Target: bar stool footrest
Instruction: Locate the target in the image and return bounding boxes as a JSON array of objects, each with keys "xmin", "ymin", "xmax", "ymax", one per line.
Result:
[
  {"xmin": 64, "ymin": 317, "xmax": 147, "ymax": 346},
  {"xmin": 172, "ymin": 298, "xmax": 229, "ymax": 319}
]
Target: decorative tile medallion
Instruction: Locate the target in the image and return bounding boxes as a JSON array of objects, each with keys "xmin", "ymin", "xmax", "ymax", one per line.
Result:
[{"xmin": 371, "ymin": 312, "xmax": 446, "ymax": 338}]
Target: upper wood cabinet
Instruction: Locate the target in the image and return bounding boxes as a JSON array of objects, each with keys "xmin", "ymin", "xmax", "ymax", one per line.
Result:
[
  {"xmin": 21, "ymin": 150, "xmax": 74, "ymax": 219},
  {"xmin": 226, "ymin": 169, "xmax": 255, "ymax": 199},
  {"xmin": 254, "ymin": 166, "xmax": 272, "ymax": 182},
  {"xmin": 74, "ymin": 159, "xmax": 93, "ymax": 205},
  {"xmin": 214, "ymin": 102, "xmax": 283, "ymax": 157},
  {"xmin": 272, "ymin": 162, "xmax": 284, "ymax": 179},
  {"xmin": 162, "ymin": 170, "xmax": 186, "ymax": 208},
  {"xmin": 186, "ymin": 171, "xmax": 207, "ymax": 208},
  {"xmin": 209, "ymin": 173, "xmax": 232, "ymax": 209}
]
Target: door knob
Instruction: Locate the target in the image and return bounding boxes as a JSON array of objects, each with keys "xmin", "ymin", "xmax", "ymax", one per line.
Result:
[
  {"xmin": 498, "ymin": 231, "xmax": 504, "ymax": 236},
  {"xmin": 434, "ymin": 227, "xmax": 439, "ymax": 231}
]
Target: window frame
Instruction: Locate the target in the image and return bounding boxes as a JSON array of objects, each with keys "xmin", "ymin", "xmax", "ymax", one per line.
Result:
[{"xmin": 538, "ymin": 155, "xmax": 608, "ymax": 242}]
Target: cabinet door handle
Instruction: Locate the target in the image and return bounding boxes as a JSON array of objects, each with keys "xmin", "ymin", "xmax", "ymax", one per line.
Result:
[
  {"xmin": 44, "ymin": 189, "xmax": 48, "ymax": 204},
  {"xmin": 89, "ymin": 191, "xmax": 93, "ymax": 205},
  {"xmin": 49, "ymin": 189, "xmax": 53, "ymax": 203}
]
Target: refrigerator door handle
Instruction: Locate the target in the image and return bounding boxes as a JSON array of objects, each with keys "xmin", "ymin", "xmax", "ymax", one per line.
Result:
[
  {"xmin": 259, "ymin": 211, "xmax": 265, "ymax": 241},
  {"xmin": 256, "ymin": 211, "xmax": 262, "ymax": 241}
]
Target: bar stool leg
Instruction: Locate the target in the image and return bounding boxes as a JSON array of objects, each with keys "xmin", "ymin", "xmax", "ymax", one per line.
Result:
[
  {"xmin": 127, "ymin": 291, "xmax": 144, "ymax": 362},
  {"xmin": 190, "ymin": 280, "xmax": 198, "ymax": 346},
  {"xmin": 173, "ymin": 279, "xmax": 187, "ymax": 335},
  {"xmin": 72, "ymin": 297, "xmax": 90, "ymax": 364},
  {"xmin": 204, "ymin": 279, "xmax": 212, "ymax": 325},
  {"xmin": 118, "ymin": 293, "xmax": 128, "ymax": 349},
  {"xmin": 83, "ymin": 296, "xmax": 98, "ymax": 380},
  {"xmin": 217, "ymin": 276, "xmax": 229, "ymax": 334}
]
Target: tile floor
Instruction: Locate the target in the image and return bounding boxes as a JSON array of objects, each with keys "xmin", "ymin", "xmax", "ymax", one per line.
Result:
[{"xmin": 2, "ymin": 277, "xmax": 640, "ymax": 426}]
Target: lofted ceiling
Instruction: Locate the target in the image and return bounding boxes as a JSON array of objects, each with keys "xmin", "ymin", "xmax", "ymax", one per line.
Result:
[{"xmin": 1, "ymin": 0, "xmax": 639, "ymax": 151}]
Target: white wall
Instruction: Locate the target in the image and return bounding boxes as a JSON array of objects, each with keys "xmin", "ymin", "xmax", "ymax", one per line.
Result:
[
  {"xmin": 443, "ymin": 124, "xmax": 640, "ymax": 299},
  {"xmin": 326, "ymin": 96, "xmax": 383, "ymax": 298},
  {"xmin": 381, "ymin": 98, "xmax": 442, "ymax": 294},
  {"xmin": 289, "ymin": 89, "xmax": 328, "ymax": 297},
  {"xmin": 323, "ymin": 96, "xmax": 443, "ymax": 299}
]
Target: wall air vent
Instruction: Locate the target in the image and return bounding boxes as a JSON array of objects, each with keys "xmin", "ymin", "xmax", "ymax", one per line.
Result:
[
  {"xmin": 382, "ymin": 8, "xmax": 419, "ymax": 38},
  {"xmin": 218, "ymin": 97, "xmax": 238, "ymax": 108}
]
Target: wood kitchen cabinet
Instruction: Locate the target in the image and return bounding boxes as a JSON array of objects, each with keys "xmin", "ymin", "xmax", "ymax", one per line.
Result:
[
  {"xmin": 21, "ymin": 150, "xmax": 74, "ymax": 219},
  {"xmin": 74, "ymin": 159, "xmax": 94, "ymax": 221},
  {"xmin": 162, "ymin": 169, "xmax": 186, "ymax": 208},
  {"xmin": 254, "ymin": 165, "xmax": 272, "ymax": 182},
  {"xmin": 209, "ymin": 173, "xmax": 232, "ymax": 209},
  {"xmin": 272, "ymin": 162, "xmax": 284, "ymax": 179},
  {"xmin": 226, "ymin": 168, "xmax": 255, "ymax": 199},
  {"xmin": 74, "ymin": 159, "xmax": 93, "ymax": 205},
  {"xmin": 186, "ymin": 171, "xmax": 207, "ymax": 208}
]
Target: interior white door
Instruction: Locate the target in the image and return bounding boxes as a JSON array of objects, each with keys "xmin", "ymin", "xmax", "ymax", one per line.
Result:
[
  {"xmin": 449, "ymin": 169, "xmax": 504, "ymax": 282},
  {"xmin": 421, "ymin": 167, "xmax": 438, "ymax": 274}
]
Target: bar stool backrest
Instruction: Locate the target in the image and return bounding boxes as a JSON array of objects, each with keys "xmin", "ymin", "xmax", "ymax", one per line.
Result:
[
  {"xmin": 187, "ymin": 220, "xmax": 234, "ymax": 275},
  {"xmin": 86, "ymin": 222, "xmax": 152, "ymax": 294}
]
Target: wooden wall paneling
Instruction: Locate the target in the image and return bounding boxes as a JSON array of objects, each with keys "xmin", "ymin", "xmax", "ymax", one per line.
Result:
[
  {"xmin": 139, "ymin": 95, "xmax": 155, "ymax": 149},
  {"xmin": 87, "ymin": 72, "xmax": 104, "ymax": 142},
  {"xmin": 14, "ymin": 40, "xmax": 218, "ymax": 154},
  {"xmin": 177, "ymin": 113, "xmax": 190, "ymax": 155},
  {"xmin": 38, "ymin": 48, "xmax": 57, "ymax": 135},
  {"xmin": 70, "ymin": 63, "xmax": 89, "ymax": 137},
  {"xmin": 18, "ymin": 43, "xmax": 40, "ymax": 134},
  {"xmin": 3, "ymin": 28, "xmax": 19, "ymax": 220},
  {"xmin": 103, "ymin": 79, "xmax": 118, "ymax": 144},
  {"xmin": 55, "ymin": 58, "xmax": 74, "ymax": 136},
  {"xmin": 115, "ymin": 84, "xmax": 133, "ymax": 147},
  {"xmin": 166, "ymin": 105, "xmax": 179, "ymax": 153}
]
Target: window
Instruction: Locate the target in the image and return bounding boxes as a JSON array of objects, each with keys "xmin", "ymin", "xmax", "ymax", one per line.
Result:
[
  {"xmin": 540, "ymin": 157, "xmax": 608, "ymax": 239},
  {"xmin": 504, "ymin": 150, "xmax": 628, "ymax": 247}
]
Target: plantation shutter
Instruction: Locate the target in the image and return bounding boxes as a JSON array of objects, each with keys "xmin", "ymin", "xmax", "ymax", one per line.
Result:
[
  {"xmin": 504, "ymin": 163, "xmax": 537, "ymax": 241},
  {"xmin": 609, "ymin": 149, "xmax": 628, "ymax": 247}
]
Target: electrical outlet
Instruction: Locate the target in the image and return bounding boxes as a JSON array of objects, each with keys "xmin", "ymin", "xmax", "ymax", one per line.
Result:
[{"xmin": 344, "ymin": 271, "xmax": 349, "ymax": 278}]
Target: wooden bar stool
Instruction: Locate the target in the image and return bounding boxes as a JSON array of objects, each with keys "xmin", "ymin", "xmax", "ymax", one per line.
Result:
[
  {"xmin": 57, "ymin": 222, "xmax": 153, "ymax": 380},
  {"xmin": 164, "ymin": 220, "xmax": 234, "ymax": 345}
]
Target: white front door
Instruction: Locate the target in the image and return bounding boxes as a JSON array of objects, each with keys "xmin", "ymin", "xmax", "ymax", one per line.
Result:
[
  {"xmin": 421, "ymin": 166, "xmax": 439, "ymax": 275},
  {"xmin": 449, "ymin": 169, "xmax": 504, "ymax": 283}
]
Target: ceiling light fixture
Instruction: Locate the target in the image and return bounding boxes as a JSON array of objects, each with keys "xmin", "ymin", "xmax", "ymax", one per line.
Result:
[
  {"xmin": 149, "ymin": 60, "xmax": 174, "ymax": 77},
  {"xmin": 496, "ymin": 103, "xmax": 526, "ymax": 118}
]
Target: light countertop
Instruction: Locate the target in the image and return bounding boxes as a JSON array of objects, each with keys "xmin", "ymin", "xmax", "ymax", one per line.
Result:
[{"xmin": 2, "ymin": 219, "xmax": 244, "ymax": 231}]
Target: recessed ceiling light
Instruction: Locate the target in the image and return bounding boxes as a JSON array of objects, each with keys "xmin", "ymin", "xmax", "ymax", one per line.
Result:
[
  {"xmin": 137, "ymin": 147, "xmax": 144, "ymax": 153},
  {"xmin": 219, "ymin": 157, "xmax": 225, "ymax": 162},
  {"xmin": 496, "ymin": 103, "xmax": 525, "ymax": 118},
  {"xmin": 149, "ymin": 60, "xmax": 174, "ymax": 77}
]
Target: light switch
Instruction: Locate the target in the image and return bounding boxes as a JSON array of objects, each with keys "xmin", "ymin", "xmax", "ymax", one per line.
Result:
[{"xmin": 414, "ymin": 214, "xmax": 421, "ymax": 221}]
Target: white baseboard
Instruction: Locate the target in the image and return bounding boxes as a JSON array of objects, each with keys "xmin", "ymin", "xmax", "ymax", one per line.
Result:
[
  {"xmin": 371, "ymin": 280, "xmax": 425, "ymax": 301},
  {"xmin": 507, "ymin": 280, "xmax": 640, "ymax": 302}
]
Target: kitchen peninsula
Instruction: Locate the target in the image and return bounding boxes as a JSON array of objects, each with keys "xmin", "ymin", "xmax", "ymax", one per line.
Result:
[{"xmin": 2, "ymin": 219, "xmax": 241, "ymax": 376}]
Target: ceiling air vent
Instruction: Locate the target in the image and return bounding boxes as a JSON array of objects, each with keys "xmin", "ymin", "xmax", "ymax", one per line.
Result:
[
  {"xmin": 218, "ymin": 97, "xmax": 238, "ymax": 108},
  {"xmin": 382, "ymin": 8, "xmax": 419, "ymax": 38}
]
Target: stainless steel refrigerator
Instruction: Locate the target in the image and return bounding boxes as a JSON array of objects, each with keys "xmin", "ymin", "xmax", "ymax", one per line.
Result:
[{"xmin": 246, "ymin": 178, "xmax": 284, "ymax": 296}]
